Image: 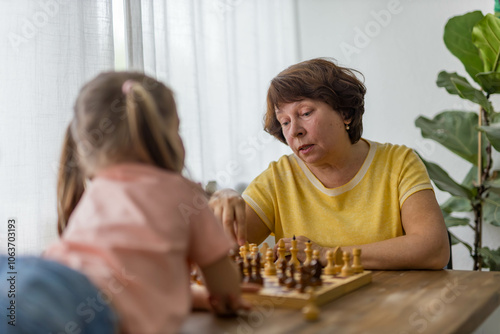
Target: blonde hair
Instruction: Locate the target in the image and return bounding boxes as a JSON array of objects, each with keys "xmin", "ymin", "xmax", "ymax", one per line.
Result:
[{"xmin": 56, "ymin": 72, "xmax": 184, "ymax": 234}]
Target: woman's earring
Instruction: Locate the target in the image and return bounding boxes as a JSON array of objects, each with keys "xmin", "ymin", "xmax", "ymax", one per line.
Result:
[{"xmin": 345, "ymin": 123, "xmax": 350, "ymax": 131}]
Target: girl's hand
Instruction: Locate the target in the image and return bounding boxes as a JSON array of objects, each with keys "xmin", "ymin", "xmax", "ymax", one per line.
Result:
[
  {"xmin": 192, "ymin": 283, "xmax": 261, "ymax": 314},
  {"xmin": 208, "ymin": 283, "xmax": 261, "ymax": 316},
  {"xmin": 191, "ymin": 284, "xmax": 211, "ymax": 311},
  {"xmin": 208, "ymin": 294, "xmax": 251, "ymax": 317},
  {"xmin": 208, "ymin": 189, "xmax": 247, "ymax": 246}
]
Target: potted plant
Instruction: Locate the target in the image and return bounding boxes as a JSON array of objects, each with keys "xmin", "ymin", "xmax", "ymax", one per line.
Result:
[{"xmin": 415, "ymin": 11, "xmax": 500, "ymax": 271}]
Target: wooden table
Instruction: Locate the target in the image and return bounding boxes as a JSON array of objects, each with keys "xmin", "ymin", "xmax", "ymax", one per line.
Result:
[{"xmin": 180, "ymin": 270, "xmax": 500, "ymax": 334}]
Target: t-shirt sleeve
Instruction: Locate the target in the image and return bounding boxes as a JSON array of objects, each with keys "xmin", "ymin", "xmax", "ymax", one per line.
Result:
[
  {"xmin": 187, "ymin": 189, "xmax": 234, "ymax": 268},
  {"xmin": 242, "ymin": 166, "xmax": 276, "ymax": 233},
  {"xmin": 398, "ymin": 148, "xmax": 434, "ymax": 207}
]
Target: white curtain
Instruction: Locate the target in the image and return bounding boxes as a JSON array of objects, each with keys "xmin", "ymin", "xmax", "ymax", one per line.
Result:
[
  {"xmin": 0, "ymin": 0, "xmax": 115, "ymax": 255},
  {"xmin": 122, "ymin": 0, "xmax": 299, "ymax": 189}
]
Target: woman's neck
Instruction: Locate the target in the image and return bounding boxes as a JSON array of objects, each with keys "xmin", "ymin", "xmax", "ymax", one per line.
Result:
[{"xmin": 306, "ymin": 139, "xmax": 370, "ymax": 189}]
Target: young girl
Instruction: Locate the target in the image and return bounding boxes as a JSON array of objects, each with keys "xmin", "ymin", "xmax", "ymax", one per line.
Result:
[{"xmin": 1, "ymin": 72, "xmax": 245, "ymax": 334}]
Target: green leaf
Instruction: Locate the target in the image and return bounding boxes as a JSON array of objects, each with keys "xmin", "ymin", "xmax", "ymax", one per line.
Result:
[
  {"xmin": 472, "ymin": 14, "xmax": 500, "ymax": 94},
  {"xmin": 436, "ymin": 71, "xmax": 492, "ymax": 113},
  {"xmin": 461, "ymin": 165, "xmax": 478, "ymax": 188},
  {"xmin": 445, "ymin": 215, "xmax": 471, "ymax": 228},
  {"xmin": 482, "ymin": 192, "xmax": 500, "ymax": 226},
  {"xmin": 475, "ymin": 71, "xmax": 500, "ymax": 94},
  {"xmin": 441, "ymin": 196, "xmax": 472, "ymax": 213},
  {"xmin": 449, "ymin": 233, "xmax": 460, "ymax": 246},
  {"xmin": 444, "ymin": 11, "xmax": 485, "ymax": 87},
  {"xmin": 415, "ymin": 111, "xmax": 484, "ymax": 165},
  {"xmin": 478, "ymin": 123, "xmax": 500, "ymax": 151},
  {"xmin": 472, "ymin": 14, "xmax": 500, "ymax": 73},
  {"xmin": 484, "ymin": 173, "xmax": 500, "ymax": 197},
  {"xmin": 478, "ymin": 247, "xmax": 500, "ymax": 270},
  {"xmin": 442, "ymin": 210, "xmax": 471, "ymax": 229},
  {"xmin": 490, "ymin": 111, "xmax": 500, "ymax": 123},
  {"xmin": 417, "ymin": 155, "xmax": 473, "ymax": 199}
]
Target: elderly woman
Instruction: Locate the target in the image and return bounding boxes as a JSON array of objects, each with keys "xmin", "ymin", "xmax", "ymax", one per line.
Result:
[{"xmin": 210, "ymin": 58, "xmax": 449, "ymax": 270}]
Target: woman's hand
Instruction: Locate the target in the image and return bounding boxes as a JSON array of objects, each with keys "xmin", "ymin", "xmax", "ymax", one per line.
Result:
[
  {"xmin": 209, "ymin": 189, "xmax": 247, "ymax": 246},
  {"xmin": 274, "ymin": 235, "xmax": 328, "ymax": 266}
]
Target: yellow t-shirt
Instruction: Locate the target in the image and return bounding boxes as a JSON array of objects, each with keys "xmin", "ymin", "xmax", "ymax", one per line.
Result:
[{"xmin": 242, "ymin": 139, "xmax": 433, "ymax": 247}]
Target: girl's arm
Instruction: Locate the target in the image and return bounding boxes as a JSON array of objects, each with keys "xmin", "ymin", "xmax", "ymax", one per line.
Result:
[{"xmin": 199, "ymin": 255, "xmax": 248, "ymax": 316}]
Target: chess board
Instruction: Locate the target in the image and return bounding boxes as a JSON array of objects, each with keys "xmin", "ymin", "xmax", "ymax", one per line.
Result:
[{"xmin": 242, "ymin": 270, "xmax": 372, "ymax": 309}]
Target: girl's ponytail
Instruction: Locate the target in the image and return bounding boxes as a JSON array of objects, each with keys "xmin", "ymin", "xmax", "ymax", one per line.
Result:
[
  {"xmin": 124, "ymin": 81, "xmax": 184, "ymax": 172},
  {"xmin": 56, "ymin": 124, "xmax": 85, "ymax": 235}
]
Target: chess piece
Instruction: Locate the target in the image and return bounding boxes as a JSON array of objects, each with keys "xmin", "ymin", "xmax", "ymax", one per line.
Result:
[
  {"xmin": 284, "ymin": 263, "xmax": 297, "ymax": 289},
  {"xmin": 264, "ymin": 249, "xmax": 277, "ymax": 276},
  {"xmin": 303, "ymin": 240, "xmax": 313, "ymax": 267},
  {"xmin": 302, "ymin": 287, "xmax": 320, "ymax": 321},
  {"xmin": 228, "ymin": 248, "xmax": 237, "ymax": 261},
  {"xmin": 277, "ymin": 239, "xmax": 286, "ymax": 263},
  {"xmin": 242, "ymin": 260, "xmax": 251, "ymax": 284},
  {"xmin": 236, "ymin": 256, "xmax": 245, "ymax": 282},
  {"xmin": 205, "ymin": 180, "xmax": 217, "ymax": 197},
  {"xmin": 242, "ymin": 246, "xmax": 249, "ymax": 275},
  {"xmin": 289, "ymin": 235, "xmax": 300, "ymax": 269},
  {"xmin": 260, "ymin": 242, "xmax": 269, "ymax": 258},
  {"xmin": 333, "ymin": 246, "xmax": 343, "ymax": 274},
  {"xmin": 324, "ymin": 249, "xmax": 336, "ymax": 275},
  {"xmin": 297, "ymin": 263, "xmax": 312, "ymax": 293},
  {"xmin": 340, "ymin": 251, "xmax": 354, "ymax": 277},
  {"xmin": 278, "ymin": 258, "xmax": 288, "ymax": 286},
  {"xmin": 251, "ymin": 246, "xmax": 259, "ymax": 266},
  {"xmin": 190, "ymin": 266, "xmax": 203, "ymax": 285},
  {"xmin": 310, "ymin": 250, "xmax": 323, "ymax": 287},
  {"xmin": 245, "ymin": 254, "xmax": 254, "ymax": 279},
  {"xmin": 252, "ymin": 252, "xmax": 264, "ymax": 285},
  {"xmin": 352, "ymin": 248, "xmax": 363, "ymax": 274},
  {"xmin": 239, "ymin": 245, "xmax": 246, "ymax": 260}
]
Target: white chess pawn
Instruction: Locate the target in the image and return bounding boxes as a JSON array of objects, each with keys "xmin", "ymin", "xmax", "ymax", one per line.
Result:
[
  {"xmin": 302, "ymin": 286, "xmax": 320, "ymax": 321},
  {"xmin": 260, "ymin": 242, "xmax": 269, "ymax": 258},
  {"xmin": 324, "ymin": 250, "xmax": 336, "ymax": 275},
  {"xmin": 352, "ymin": 248, "xmax": 363, "ymax": 274},
  {"xmin": 264, "ymin": 249, "xmax": 276, "ymax": 276},
  {"xmin": 340, "ymin": 251, "xmax": 354, "ymax": 277}
]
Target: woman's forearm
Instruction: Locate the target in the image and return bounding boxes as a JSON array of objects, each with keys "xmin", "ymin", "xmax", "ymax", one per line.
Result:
[{"xmin": 333, "ymin": 233, "xmax": 450, "ymax": 270}]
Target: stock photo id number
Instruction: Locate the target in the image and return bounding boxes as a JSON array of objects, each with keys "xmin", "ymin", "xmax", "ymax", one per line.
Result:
[{"xmin": 6, "ymin": 218, "xmax": 17, "ymax": 327}]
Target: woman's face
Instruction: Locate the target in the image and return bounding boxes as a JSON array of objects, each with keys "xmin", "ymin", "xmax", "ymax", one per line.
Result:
[{"xmin": 276, "ymin": 99, "xmax": 351, "ymax": 166}]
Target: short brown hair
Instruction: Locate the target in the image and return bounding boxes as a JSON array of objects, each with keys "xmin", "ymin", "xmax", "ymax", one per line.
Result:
[{"xmin": 264, "ymin": 58, "xmax": 366, "ymax": 144}]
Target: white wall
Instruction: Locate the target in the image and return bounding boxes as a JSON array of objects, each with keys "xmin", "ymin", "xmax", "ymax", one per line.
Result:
[{"xmin": 296, "ymin": 0, "xmax": 500, "ymax": 270}]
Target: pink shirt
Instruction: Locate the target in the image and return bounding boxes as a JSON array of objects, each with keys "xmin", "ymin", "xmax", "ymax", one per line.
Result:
[{"xmin": 44, "ymin": 163, "xmax": 233, "ymax": 334}]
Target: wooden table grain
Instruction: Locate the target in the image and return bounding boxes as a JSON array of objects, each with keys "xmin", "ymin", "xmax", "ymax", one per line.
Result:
[{"xmin": 179, "ymin": 270, "xmax": 500, "ymax": 334}]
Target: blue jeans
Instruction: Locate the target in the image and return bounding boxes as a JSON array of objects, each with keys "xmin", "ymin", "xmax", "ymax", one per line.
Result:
[{"xmin": 0, "ymin": 256, "xmax": 119, "ymax": 334}]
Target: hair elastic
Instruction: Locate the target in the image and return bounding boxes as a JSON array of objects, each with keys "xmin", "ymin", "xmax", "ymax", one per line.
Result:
[{"xmin": 122, "ymin": 80, "xmax": 136, "ymax": 95}]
